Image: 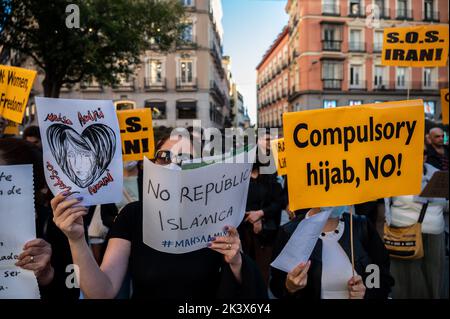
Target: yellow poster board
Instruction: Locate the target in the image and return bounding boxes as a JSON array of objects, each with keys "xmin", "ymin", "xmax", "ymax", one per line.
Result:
[
  {"xmin": 283, "ymin": 100, "xmax": 425, "ymax": 210},
  {"xmin": 382, "ymin": 25, "xmax": 449, "ymax": 67},
  {"xmin": 117, "ymin": 108, "xmax": 155, "ymax": 161},
  {"xmin": 441, "ymin": 89, "xmax": 449, "ymax": 125},
  {"xmin": 0, "ymin": 65, "xmax": 37, "ymax": 123},
  {"xmin": 270, "ymin": 138, "xmax": 287, "ymax": 176},
  {"xmin": 3, "ymin": 120, "xmax": 19, "ymax": 135}
]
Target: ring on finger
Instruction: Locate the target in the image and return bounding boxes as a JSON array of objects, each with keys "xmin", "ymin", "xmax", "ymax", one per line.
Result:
[
  {"xmin": 227, "ymin": 243, "xmax": 232, "ymax": 250},
  {"xmin": 30, "ymin": 256, "xmax": 35, "ymax": 263}
]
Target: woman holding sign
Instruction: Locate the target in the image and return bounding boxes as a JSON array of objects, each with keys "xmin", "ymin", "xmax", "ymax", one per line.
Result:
[
  {"xmin": 51, "ymin": 133, "xmax": 267, "ymax": 299},
  {"xmin": 270, "ymin": 206, "xmax": 394, "ymax": 299}
]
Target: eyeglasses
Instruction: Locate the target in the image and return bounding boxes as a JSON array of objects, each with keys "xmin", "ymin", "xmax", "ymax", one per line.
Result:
[{"xmin": 154, "ymin": 150, "xmax": 193, "ymax": 166}]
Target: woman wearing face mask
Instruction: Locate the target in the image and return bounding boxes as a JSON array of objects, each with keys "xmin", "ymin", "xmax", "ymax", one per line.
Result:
[
  {"xmin": 50, "ymin": 132, "xmax": 267, "ymax": 299},
  {"xmin": 270, "ymin": 206, "xmax": 394, "ymax": 299}
]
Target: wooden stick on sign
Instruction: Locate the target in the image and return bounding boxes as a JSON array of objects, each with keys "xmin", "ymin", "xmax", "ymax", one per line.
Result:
[{"xmin": 349, "ymin": 205, "xmax": 355, "ymax": 278}]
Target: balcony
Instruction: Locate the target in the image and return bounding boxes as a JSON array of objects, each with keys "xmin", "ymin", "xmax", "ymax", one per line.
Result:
[
  {"xmin": 144, "ymin": 78, "xmax": 166, "ymax": 92},
  {"xmin": 373, "ymin": 42, "xmax": 383, "ymax": 53},
  {"xmin": 112, "ymin": 78, "xmax": 135, "ymax": 92},
  {"xmin": 348, "ymin": 41, "xmax": 366, "ymax": 52},
  {"xmin": 323, "ymin": 79, "xmax": 342, "ymax": 90},
  {"xmin": 378, "ymin": 7, "xmax": 390, "ymax": 19},
  {"xmin": 322, "ymin": 40, "xmax": 342, "ymax": 51},
  {"xmin": 349, "ymin": 80, "xmax": 367, "ymax": 91},
  {"xmin": 373, "ymin": 81, "xmax": 389, "ymax": 91},
  {"xmin": 80, "ymin": 81, "xmax": 103, "ymax": 92},
  {"xmin": 423, "ymin": 11, "xmax": 439, "ymax": 22},
  {"xmin": 176, "ymin": 77, "xmax": 198, "ymax": 91},
  {"xmin": 210, "ymin": 80, "xmax": 227, "ymax": 105},
  {"xmin": 396, "ymin": 9, "xmax": 413, "ymax": 20},
  {"xmin": 177, "ymin": 35, "xmax": 197, "ymax": 49},
  {"xmin": 322, "ymin": 4, "xmax": 340, "ymax": 16}
]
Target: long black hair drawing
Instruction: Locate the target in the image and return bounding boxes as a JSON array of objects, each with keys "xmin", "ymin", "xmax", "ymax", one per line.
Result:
[{"xmin": 46, "ymin": 123, "xmax": 116, "ymax": 188}]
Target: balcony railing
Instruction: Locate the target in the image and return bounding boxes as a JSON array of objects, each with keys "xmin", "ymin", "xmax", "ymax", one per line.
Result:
[
  {"xmin": 378, "ymin": 7, "xmax": 391, "ymax": 19},
  {"xmin": 177, "ymin": 35, "xmax": 197, "ymax": 49},
  {"xmin": 176, "ymin": 77, "xmax": 198, "ymax": 91},
  {"xmin": 396, "ymin": 9, "xmax": 413, "ymax": 20},
  {"xmin": 112, "ymin": 78, "xmax": 135, "ymax": 91},
  {"xmin": 210, "ymin": 80, "xmax": 227, "ymax": 105},
  {"xmin": 144, "ymin": 78, "xmax": 166, "ymax": 91},
  {"xmin": 323, "ymin": 79, "xmax": 342, "ymax": 90},
  {"xmin": 80, "ymin": 82, "xmax": 103, "ymax": 91},
  {"xmin": 423, "ymin": 11, "xmax": 439, "ymax": 22},
  {"xmin": 322, "ymin": 40, "xmax": 342, "ymax": 51},
  {"xmin": 349, "ymin": 80, "xmax": 367, "ymax": 90},
  {"xmin": 322, "ymin": 4, "xmax": 340, "ymax": 16},
  {"xmin": 348, "ymin": 41, "xmax": 366, "ymax": 52},
  {"xmin": 373, "ymin": 42, "xmax": 383, "ymax": 53},
  {"xmin": 373, "ymin": 82, "xmax": 389, "ymax": 91}
]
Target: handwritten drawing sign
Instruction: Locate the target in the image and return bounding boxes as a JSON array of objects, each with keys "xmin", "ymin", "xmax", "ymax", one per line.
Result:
[
  {"xmin": 382, "ymin": 25, "xmax": 449, "ymax": 67},
  {"xmin": 270, "ymin": 138, "xmax": 287, "ymax": 176},
  {"xmin": 441, "ymin": 89, "xmax": 449, "ymax": 125},
  {"xmin": 117, "ymin": 108, "xmax": 155, "ymax": 161},
  {"xmin": 0, "ymin": 65, "xmax": 37, "ymax": 123},
  {"xmin": 142, "ymin": 148, "xmax": 256, "ymax": 254},
  {"xmin": 0, "ymin": 164, "xmax": 40, "ymax": 299},
  {"xmin": 283, "ymin": 100, "xmax": 425, "ymax": 211},
  {"xmin": 36, "ymin": 97, "xmax": 123, "ymax": 206}
]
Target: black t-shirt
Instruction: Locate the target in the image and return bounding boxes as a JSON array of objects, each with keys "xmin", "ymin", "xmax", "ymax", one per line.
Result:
[{"xmin": 108, "ymin": 201, "xmax": 267, "ymax": 299}]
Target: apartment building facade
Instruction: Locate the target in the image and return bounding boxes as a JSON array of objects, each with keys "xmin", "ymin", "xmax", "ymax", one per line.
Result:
[
  {"xmin": 256, "ymin": 26, "xmax": 290, "ymax": 128},
  {"xmin": 18, "ymin": 0, "xmax": 230, "ymax": 129},
  {"xmin": 257, "ymin": 0, "xmax": 448, "ymax": 128}
]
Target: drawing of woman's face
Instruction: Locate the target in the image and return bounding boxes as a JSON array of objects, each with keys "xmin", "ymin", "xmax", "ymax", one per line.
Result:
[{"xmin": 67, "ymin": 145, "xmax": 95, "ymax": 182}]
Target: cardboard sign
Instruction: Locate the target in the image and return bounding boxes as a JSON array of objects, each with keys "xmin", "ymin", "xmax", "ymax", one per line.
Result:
[
  {"xmin": 270, "ymin": 138, "xmax": 287, "ymax": 176},
  {"xmin": 441, "ymin": 89, "xmax": 449, "ymax": 125},
  {"xmin": 36, "ymin": 97, "xmax": 123, "ymax": 206},
  {"xmin": 3, "ymin": 120, "xmax": 19, "ymax": 135},
  {"xmin": 0, "ymin": 164, "xmax": 40, "ymax": 299},
  {"xmin": 0, "ymin": 65, "xmax": 37, "ymax": 123},
  {"xmin": 117, "ymin": 108, "xmax": 155, "ymax": 161},
  {"xmin": 283, "ymin": 100, "xmax": 425, "ymax": 210},
  {"xmin": 420, "ymin": 171, "xmax": 449, "ymax": 199},
  {"xmin": 142, "ymin": 148, "xmax": 256, "ymax": 254},
  {"xmin": 382, "ymin": 25, "xmax": 449, "ymax": 67}
]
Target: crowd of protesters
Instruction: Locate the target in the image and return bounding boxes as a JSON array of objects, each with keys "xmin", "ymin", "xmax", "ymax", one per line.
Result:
[{"xmin": 0, "ymin": 122, "xmax": 448, "ymax": 300}]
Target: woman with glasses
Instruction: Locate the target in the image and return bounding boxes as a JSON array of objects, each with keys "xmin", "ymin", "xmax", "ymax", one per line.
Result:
[{"xmin": 50, "ymin": 131, "xmax": 267, "ymax": 299}]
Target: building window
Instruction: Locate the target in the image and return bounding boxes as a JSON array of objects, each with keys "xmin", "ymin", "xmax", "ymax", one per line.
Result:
[
  {"xmin": 349, "ymin": 29, "xmax": 364, "ymax": 51},
  {"xmin": 350, "ymin": 64, "xmax": 363, "ymax": 88},
  {"xmin": 375, "ymin": 0, "xmax": 389, "ymax": 18},
  {"xmin": 114, "ymin": 100, "xmax": 136, "ymax": 111},
  {"xmin": 181, "ymin": 0, "xmax": 194, "ymax": 7},
  {"xmin": 424, "ymin": 0, "xmax": 438, "ymax": 21},
  {"xmin": 423, "ymin": 68, "xmax": 435, "ymax": 89},
  {"xmin": 181, "ymin": 23, "xmax": 193, "ymax": 42},
  {"xmin": 397, "ymin": 0, "xmax": 411, "ymax": 19},
  {"xmin": 349, "ymin": 0, "xmax": 363, "ymax": 16},
  {"xmin": 322, "ymin": 24, "xmax": 342, "ymax": 51},
  {"xmin": 324, "ymin": 100, "xmax": 337, "ymax": 108},
  {"xmin": 396, "ymin": 67, "xmax": 407, "ymax": 89},
  {"xmin": 146, "ymin": 59, "xmax": 163, "ymax": 84},
  {"xmin": 373, "ymin": 31, "xmax": 384, "ymax": 52},
  {"xmin": 145, "ymin": 100, "xmax": 167, "ymax": 120},
  {"xmin": 323, "ymin": 0, "xmax": 339, "ymax": 15},
  {"xmin": 180, "ymin": 60, "xmax": 193, "ymax": 83},
  {"xmin": 177, "ymin": 101, "xmax": 197, "ymax": 119},
  {"xmin": 424, "ymin": 100, "xmax": 435, "ymax": 117},
  {"xmin": 349, "ymin": 100, "xmax": 363, "ymax": 106},
  {"xmin": 322, "ymin": 60, "xmax": 343, "ymax": 89},
  {"xmin": 374, "ymin": 66, "xmax": 386, "ymax": 89}
]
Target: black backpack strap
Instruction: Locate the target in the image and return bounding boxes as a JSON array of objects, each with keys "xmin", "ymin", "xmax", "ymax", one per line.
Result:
[{"xmin": 418, "ymin": 201, "xmax": 429, "ymax": 224}]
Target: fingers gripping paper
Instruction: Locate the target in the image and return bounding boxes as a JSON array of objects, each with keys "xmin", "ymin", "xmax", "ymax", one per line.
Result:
[
  {"xmin": 0, "ymin": 164, "xmax": 40, "ymax": 299},
  {"xmin": 35, "ymin": 97, "xmax": 123, "ymax": 206},
  {"xmin": 142, "ymin": 148, "xmax": 256, "ymax": 254}
]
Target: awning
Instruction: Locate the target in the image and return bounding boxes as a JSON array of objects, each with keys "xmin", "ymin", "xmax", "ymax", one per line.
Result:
[
  {"xmin": 145, "ymin": 100, "xmax": 166, "ymax": 112},
  {"xmin": 176, "ymin": 101, "xmax": 197, "ymax": 111}
]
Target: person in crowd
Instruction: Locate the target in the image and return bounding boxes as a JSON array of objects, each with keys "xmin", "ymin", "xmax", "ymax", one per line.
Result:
[
  {"xmin": 270, "ymin": 206, "xmax": 394, "ymax": 299},
  {"xmin": 240, "ymin": 132, "xmax": 283, "ymax": 285},
  {"xmin": 384, "ymin": 147, "xmax": 448, "ymax": 299},
  {"xmin": 0, "ymin": 138, "xmax": 80, "ymax": 299},
  {"xmin": 50, "ymin": 131, "xmax": 267, "ymax": 299},
  {"xmin": 426, "ymin": 127, "xmax": 448, "ymax": 171},
  {"xmin": 22, "ymin": 125, "xmax": 42, "ymax": 149}
]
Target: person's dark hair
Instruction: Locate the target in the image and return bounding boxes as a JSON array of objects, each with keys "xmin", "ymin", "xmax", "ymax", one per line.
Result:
[
  {"xmin": 22, "ymin": 125, "xmax": 41, "ymax": 140},
  {"xmin": 154, "ymin": 128, "xmax": 194, "ymax": 153},
  {"xmin": 0, "ymin": 138, "xmax": 47, "ymax": 206}
]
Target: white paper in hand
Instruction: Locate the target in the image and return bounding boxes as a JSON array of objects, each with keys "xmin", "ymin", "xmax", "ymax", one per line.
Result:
[{"xmin": 271, "ymin": 210, "xmax": 331, "ymax": 273}]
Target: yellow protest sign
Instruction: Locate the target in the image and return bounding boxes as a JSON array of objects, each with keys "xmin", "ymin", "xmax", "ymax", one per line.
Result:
[
  {"xmin": 3, "ymin": 120, "xmax": 19, "ymax": 135},
  {"xmin": 270, "ymin": 138, "xmax": 287, "ymax": 176},
  {"xmin": 382, "ymin": 25, "xmax": 449, "ymax": 67},
  {"xmin": 117, "ymin": 108, "xmax": 155, "ymax": 161},
  {"xmin": 283, "ymin": 100, "xmax": 425, "ymax": 210},
  {"xmin": 441, "ymin": 89, "xmax": 449, "ymax": 125},
  {"xmin": 0, "ymin": 65, "xmax": 37, "ymax": 123}
]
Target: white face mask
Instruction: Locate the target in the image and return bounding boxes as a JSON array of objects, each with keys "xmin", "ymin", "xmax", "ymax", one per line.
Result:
[{"xmin": 164, "ymin": 163, "xmax": 182, "ymax": 171}]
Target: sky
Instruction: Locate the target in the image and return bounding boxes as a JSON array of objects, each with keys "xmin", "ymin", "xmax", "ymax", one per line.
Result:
[{"xmin": 222, "ymin": 0, "xmax": 288, "ymax": 125}]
